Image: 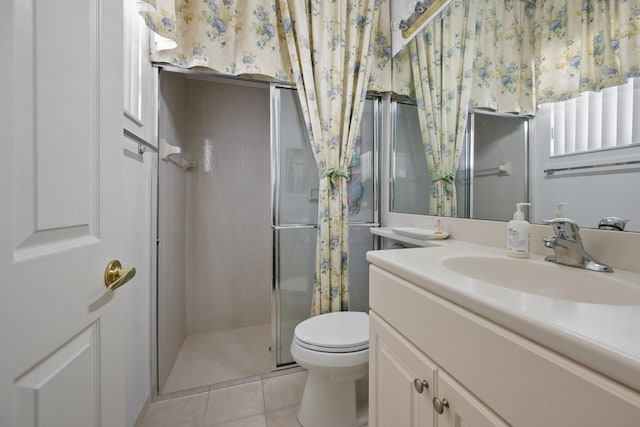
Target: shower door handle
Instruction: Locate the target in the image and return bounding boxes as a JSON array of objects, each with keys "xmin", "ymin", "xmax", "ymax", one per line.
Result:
[{"xmin": 104, "ymin": 260, "xmax": 136, "ymax": 292}]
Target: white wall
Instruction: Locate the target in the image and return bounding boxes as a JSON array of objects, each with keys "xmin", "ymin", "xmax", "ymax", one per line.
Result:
[
  {"xmin": 532, "ymin": 107, "xmax": 640, "ymax": 231},
  {"xmin": 121, "ymin": 145, "xmax": 154, "ymax": 427},
  {"xmin": 157, "ymin": 71, "xmax": 188, "ymax": 392}
]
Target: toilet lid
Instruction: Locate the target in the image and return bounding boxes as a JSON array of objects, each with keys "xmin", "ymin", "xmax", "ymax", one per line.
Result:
[{"xmin": 294, "ymin": 311, "xmax": 369, "ymax": 352}]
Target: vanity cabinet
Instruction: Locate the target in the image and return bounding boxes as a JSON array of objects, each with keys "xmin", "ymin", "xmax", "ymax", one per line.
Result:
[
  {"xmin": 368, "ymin": 265, "xmax": 640, "ymax": 427},
  {"xmin": 370, "ymin": 311, "xmax": 507, "ymax": 427}
]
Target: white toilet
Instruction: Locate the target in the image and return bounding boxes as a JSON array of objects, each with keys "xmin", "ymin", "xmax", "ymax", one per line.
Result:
[{"xmin": 290, "ymin": 311, "xmax": 369, "ymax": 427}]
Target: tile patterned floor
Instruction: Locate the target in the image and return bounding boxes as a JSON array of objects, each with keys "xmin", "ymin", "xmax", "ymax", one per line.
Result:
[
  {"xmin": 162, "ymin": 323, "xmax": 272, "ymax": 394},
  {"xmin": 142, "ymin": 371, "xmax": 307, "ymax": 427},
  {"xmin": 141, "ymin": 370, "xmax": 369, "ymax": 427}
]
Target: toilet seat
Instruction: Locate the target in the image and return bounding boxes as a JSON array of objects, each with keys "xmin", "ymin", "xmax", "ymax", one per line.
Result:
[{"xmin": 294, "ymin": 311, "xmax": 369, "ymax": 353}]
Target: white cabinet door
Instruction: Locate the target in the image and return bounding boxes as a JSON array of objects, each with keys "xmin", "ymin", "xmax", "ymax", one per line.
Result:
[
  {"xmin": 435, "ymin": 371, "xmax": 509, "ymax": 427},
  {"xmin": 0, "ymin": 1, "xmax": 127, "ymax": 426},
  {"xmin": 370, "ymin": 312, "xmax": 436, "ymax": 427}
]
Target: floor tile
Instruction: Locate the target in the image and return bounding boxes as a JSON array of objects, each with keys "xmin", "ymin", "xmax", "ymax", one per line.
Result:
[
  {"xmin": 204, "ymin": 381, "xmax": 265, "ymax": 426},
  {"xmin": 212, "ymin": 414, "xmax": 267, "ymax": 427},
  {"xmin": 265, "ymin": 405, "xmax": 302, "ymax": 427},
  {"xmin": 262, "ymin": 371, "xmax": 307, "ymax": 412},
  {"xmin": 163, "ymin": 324, "xmax": 271, "ymax": 393},
  {"xmin": 140, "ymin": 393, "xmax": 208, "ymax": 427}
]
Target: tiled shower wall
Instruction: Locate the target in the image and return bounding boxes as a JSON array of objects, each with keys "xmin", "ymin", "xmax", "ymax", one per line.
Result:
[
  {"xmin": 158, "ymin": 71, "xmax": 188, "ymax": 391},
  {"xmin": 182, "ymin": 79, "xmax": 272, "ymax": 335}
]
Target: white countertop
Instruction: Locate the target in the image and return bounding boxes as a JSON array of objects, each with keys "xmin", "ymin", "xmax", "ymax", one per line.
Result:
[{"xmin": 366, "ymin": 240, "xmax": 640, "ymax": 392}]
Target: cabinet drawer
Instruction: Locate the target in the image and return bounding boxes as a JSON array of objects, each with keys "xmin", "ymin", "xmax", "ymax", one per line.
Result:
[{"xmin": 370, "ymin": 265, "xmax": 640, "ymax": 426}]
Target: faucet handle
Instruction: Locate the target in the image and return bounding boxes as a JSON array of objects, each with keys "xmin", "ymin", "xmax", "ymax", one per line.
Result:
[
  {"xmin": 543, "ymin": 217, "xmax": 577, "ymax": 225},
  {"xmin": 543, "ymin": 217, "xmax": 581, "ymax": 241}
]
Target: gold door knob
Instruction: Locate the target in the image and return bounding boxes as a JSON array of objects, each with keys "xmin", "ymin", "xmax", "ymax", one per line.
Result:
[{"xmin": 104, "ymin": 260, "xmax": 136, "ymax": 292}]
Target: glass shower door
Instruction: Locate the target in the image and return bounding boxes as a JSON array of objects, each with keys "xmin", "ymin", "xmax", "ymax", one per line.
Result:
[{"xmin": 271, "ymin": 86, "xmax": 378, "ymax": 366}]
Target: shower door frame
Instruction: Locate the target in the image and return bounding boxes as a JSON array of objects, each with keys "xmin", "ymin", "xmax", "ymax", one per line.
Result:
[{"xmin": 270, "ymin": 83, "xmax": 381, "ymax": 369}]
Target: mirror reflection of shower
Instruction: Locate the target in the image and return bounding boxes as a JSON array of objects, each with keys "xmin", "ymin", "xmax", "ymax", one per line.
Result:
[{"xmin": 389, "ymin": 99, "xmax": 529, "ymax": 220}]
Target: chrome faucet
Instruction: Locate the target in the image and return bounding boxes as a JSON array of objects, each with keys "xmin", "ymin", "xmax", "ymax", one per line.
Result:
[{"xmin": 543, "ymin": 218, "xmax": 614, "ymax": 273}]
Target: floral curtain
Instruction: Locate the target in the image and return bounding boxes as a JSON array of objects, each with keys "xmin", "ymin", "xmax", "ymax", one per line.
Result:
[
  {"xmin": 278, "ymin": 0, "xmax": 380, "ymax": 315},
  {"xmin": 138, "ymin": 0, "xmax": 292, "ymax": 80},
  {"xmin": 535, "ymin": 0, "xmax": 640, "ymax": 104},
  {"xmin": 138, "ymin": 0, "xmax": 392, "ymax": 91},
  {"xmin": 409, "ymin": 0, "xmax": 478, "ymax": 216},
  {"xmin": 395, "ymin": 0, "xmax": 536, "ymax": 110},
  {"xmin": 398, "ymin": 0, "xmax": 535, "ymax": 215},
  {"xmin": 470, "ymin": 0, "xmax": 536, "ymax": 115}
]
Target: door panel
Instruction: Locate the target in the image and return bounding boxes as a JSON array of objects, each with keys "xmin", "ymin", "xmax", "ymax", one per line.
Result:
[
  {"xmin": 14, "ymin": 0, "xmax": 99, "ymax": 253},
  {"xmin": 15, "ymin": 325, "xmax": 99, "ymax": 427},
  {"xmin": 1, "ymin": 1, "xmax": 125, "ymax": 426},
  {"xmin": 273, "ymin": 87, "xmax": 319, "ymax": 226},
  {"xmin": 369, "ymin": 313, "xmax": 435, "ymax": 427},
  {"xmin": 274, "ymin": 227, "xmax": 317, "ymax": 365},
  {"xmin": 438, "ymin": 371, "xmax": 508, "ymax": 427}
]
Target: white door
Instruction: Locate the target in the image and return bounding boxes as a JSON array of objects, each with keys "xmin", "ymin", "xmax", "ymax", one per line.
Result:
[{"xmin": 1, "ymin": 1, "xmax": 128, "ymax": 426}]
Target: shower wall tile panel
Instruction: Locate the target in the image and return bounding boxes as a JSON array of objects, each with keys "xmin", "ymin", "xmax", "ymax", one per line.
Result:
[
  {"xmin": 184, "ymin": 80, "xmax": 272, "ymax": 334},
  {"xmin": 157, "ymin": 72, "xmax": 189, "ymax": 391}
]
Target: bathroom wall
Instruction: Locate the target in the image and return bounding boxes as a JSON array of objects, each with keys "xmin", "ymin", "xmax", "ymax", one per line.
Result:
[
  {"xmin": 121, "ymin": 147, "xmax": 154, "ymax": 426},
  {"xmin": 532, "ymin": 107, "xmax": 640, "ymax": 230},
  {"xmin": 182, "ymin": 79, "xmax": 272, "ymax": 334},
  {"xmin": 158, "ymin": 71, "xmax": 188, "ymax": 391}
]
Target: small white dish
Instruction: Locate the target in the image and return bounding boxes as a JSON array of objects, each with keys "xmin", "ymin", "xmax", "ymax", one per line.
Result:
[{"xmin": 391, "ymin": 227, "xmax": 450, "ymax": 240}]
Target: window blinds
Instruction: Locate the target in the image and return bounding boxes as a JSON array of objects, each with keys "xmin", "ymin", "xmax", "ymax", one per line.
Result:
[{"xmin": 543, "ymin": 78, "xmax": 640, "ymax": 156}]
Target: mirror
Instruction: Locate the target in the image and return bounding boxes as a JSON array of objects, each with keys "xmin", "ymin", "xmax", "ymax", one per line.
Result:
[{"xmin": 390, "ymin": 1, "xmax": 640, "ymax": 232}]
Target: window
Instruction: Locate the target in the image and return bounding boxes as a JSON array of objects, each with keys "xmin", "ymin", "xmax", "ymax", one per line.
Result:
[{"xmin": 541, "ymin": 78, "xmax": 640, "ymax": 157}]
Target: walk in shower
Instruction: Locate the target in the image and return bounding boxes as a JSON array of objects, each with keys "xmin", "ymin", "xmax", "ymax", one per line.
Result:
[{"xmin": 156, "ymin": 69, "xmax": 378, "ymax": 395}]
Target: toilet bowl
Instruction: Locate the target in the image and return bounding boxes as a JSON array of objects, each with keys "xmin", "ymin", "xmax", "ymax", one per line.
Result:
[{"xmin": 291, "ymin": 311, "xmax": 369, "ymax": 427}]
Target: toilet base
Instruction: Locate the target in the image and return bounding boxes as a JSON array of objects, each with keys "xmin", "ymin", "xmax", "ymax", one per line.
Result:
[{"xmin": 298, "ymin": 370, "xmax": 368, "ymax": 427}]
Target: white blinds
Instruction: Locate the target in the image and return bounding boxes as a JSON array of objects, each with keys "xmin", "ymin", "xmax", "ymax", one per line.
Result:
[{"xmin": 543, "ymin": 77, "xmax": 640, "ymax": 156}]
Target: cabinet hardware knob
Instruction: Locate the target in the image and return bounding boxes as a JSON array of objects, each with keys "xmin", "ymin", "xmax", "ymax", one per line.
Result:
[
  {"xmin": 433, "ymin": 397, "xmax": 449, "ymax": 414},
  {"xmin": 413, "ymin": 378, "xmax": 429, "ymax": 393}
]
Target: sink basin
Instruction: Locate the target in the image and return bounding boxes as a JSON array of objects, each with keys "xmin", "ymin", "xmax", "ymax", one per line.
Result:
[{"xmin": 442, "ymin": 256, "xmax": 640, "ymax": 305}]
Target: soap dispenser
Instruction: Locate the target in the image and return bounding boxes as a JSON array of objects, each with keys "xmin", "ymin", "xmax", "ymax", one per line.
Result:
[
  {"xmin": 507, "ymin": 203, "xmax": 531, "ymax": 258},
  {"xmin": 554, "ymin": 203, "xmax": 569, "ymax": 218}
]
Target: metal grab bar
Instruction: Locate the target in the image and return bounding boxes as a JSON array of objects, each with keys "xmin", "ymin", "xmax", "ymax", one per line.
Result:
[
  {"xmin": 544, "ymin": 159, "xmax": 640, "ymax": 175},
  {"xmin": 474, "ymin": 162, "xmax": 511, "ymax": 177}
]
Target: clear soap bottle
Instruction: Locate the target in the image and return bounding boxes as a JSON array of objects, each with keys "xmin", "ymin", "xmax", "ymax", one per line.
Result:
[{"xmin": 507, "ymin": 203, "xmax": 531, "ymax": 258}]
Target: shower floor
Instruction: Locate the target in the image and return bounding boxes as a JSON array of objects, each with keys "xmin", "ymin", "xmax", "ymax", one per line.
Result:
[{"xmin": 162, "ymin": 323, "xmax": 272, "ymax": 394}]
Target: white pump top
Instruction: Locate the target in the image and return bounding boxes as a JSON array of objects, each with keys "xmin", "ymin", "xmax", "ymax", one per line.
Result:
[
  {"xmin": 554, "ymin": 203, "xmax": 570, "ymax": 218},
  {"xmin": 513, "ymin": 203, "xmax": 531, "ymax": 220}
]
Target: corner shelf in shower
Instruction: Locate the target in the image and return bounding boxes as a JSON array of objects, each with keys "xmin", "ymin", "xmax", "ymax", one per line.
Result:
[{"xmin": 160, "ymin": 138, "xmax": 196, "ymax": 170}]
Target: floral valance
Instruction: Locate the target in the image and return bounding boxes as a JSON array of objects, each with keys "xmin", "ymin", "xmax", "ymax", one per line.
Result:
[
  {"xmin": 393, "ymin": 0, "xmax": 640, "ymax": 109},
  {"xmin": 138, "ymin": 0, "xmax": 392, "ymax": 92},
  {"xmin": 393, "ymin": 0, "xmax": 536, "ymax": 115},
  {"xmin": 535, "ymin": 0, "xmax": 640, "ymax": 104}
]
